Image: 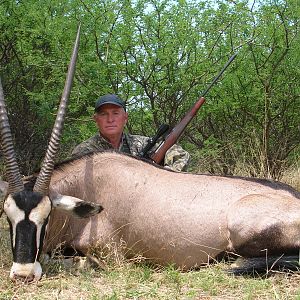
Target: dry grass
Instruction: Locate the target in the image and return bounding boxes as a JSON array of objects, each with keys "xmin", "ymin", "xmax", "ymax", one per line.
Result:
[
  {"xmin": 281, "ymin": 166, "xmax": 300, "ymax": 191},
  {"xmin": 2, "ymin": 218, "xmax": 300, "ymax": 299}
]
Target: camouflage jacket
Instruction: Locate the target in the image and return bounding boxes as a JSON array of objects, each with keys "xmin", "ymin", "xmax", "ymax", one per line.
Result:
[{"xmin": 71, "ymin": 133, "xmax": 190, "ymax": 172}]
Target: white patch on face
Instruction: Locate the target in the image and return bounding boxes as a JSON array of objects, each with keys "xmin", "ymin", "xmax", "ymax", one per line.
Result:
[
  {"xmin": 4, "ymin": 195, "xmax": 25, "ymax": 248},
  {"xmin": 52, "ymin": 195, "xmax": 81, "ymax": 211},
  {"xmin": 29, "ymin": 196, "xmax": 51, "ymax": 250},
  {"xmin": 28, "ymin": 196, "xmax": 52, "ymax": 224}
]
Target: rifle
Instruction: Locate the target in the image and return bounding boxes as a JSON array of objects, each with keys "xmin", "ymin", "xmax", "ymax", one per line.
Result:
[
  {"xmin": 142, "ymin": 53, "xmax": 237, "ymax": 164},
  {"xmin": 138, "ymin": 123, "xmax": 170, "ymax": 159}
]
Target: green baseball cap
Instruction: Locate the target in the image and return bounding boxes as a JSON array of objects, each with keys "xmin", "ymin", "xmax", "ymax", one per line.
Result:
[{"xmin": 95, "ymin": 94, "xmax": 126, "ymax": 112}]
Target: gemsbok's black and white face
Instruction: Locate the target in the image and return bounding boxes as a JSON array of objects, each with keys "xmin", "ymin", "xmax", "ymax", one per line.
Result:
[
  {"xmin": 4, "ymin": 191, "xmax": 51, "ymax": 281},
  {"xmin": 3, "ymin": 188, "xmax": 102, "ymax": 282},
  {"xmin": 0, "ymin": 26, "xmax": 103, "ymax": 283}
]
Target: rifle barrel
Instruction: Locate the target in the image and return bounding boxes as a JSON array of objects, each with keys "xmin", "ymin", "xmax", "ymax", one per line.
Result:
[{"xmin": 201, "ymin": 52, "xmax": 237, "ymax": 97}]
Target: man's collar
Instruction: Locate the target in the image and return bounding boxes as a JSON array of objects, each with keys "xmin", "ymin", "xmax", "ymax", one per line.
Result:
[
  {"xmin": 98, "ymin": 132, "xmax": 125, "ymax": 150},
  {"xmin": 118, "ymin": 133, "xmax": 127, "ymax": 150}
]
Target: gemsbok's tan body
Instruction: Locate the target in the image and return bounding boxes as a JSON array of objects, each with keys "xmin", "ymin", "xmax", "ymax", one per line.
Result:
[{"xmin": 43, "ymin": 151, "xmax": 300, "ymax": 269}]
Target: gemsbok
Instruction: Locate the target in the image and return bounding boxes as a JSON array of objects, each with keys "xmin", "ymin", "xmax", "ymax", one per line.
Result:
[
  {"xmin": 1, "ymin": 29, "xmax": 300, "ymax": 284},
  {"xmin": 0, "ymin": 26, "xmax": 102, "ymax": 282}
]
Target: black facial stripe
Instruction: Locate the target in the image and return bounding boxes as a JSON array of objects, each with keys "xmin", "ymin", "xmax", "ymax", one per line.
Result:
[
  {"xmin": 10, "ymin": 213, "xmax": 50, "ymax": 264},
  {"xmin": 13, "ymin": 190, "xmax": 44, "ymax": 215},
  {"xmin": 37, "ymin": 215, "xmax": 49, "ymax": 261},
  {"xmin": 7, "ymin": 218, "xmax": 14, "ymax": 256},
  {"xmin": 14, "ymin": 219, "xmax": 38, "ymax": 263}
]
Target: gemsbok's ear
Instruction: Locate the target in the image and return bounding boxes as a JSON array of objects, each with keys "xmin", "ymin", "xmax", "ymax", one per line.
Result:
[
  {"xmin": 49, "ymin": 190, "xmax": 103, "ymax": 218},
  {"xmin": 0, "ymin": 180, "xmax": 8, "ymax": 217}
]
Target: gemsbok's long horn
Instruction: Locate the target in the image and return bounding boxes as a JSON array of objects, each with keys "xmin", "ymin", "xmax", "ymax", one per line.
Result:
[
  {"xmin": 0, "ymin": 79, "xmax": 24, "ymax": 194},
  {"xmin": 33, "ymin": 25, "xmax": 80, "ymax": 195}
]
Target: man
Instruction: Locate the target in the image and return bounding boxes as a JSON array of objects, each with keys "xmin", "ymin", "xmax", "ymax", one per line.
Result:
[{"xmin": 72, "ymin": 94, "xmax": 190, "ymax": 171}]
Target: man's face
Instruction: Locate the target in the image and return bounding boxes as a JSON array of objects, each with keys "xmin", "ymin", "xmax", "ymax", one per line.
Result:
[{"xmin": 94, "ymin": 104, "xmax": 128, "ymax": 140}]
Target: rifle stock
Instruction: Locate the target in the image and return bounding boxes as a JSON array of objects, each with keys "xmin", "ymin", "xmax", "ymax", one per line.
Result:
[{"xmin": 150, "ymin": 97, "xmax": 205, "ymax": 164}]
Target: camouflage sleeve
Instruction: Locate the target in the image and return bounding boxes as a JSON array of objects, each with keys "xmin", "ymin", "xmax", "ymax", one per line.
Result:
[
  {"xmin": 71, "ymin": 135, "xmax": 111, "ymax": 158},
  {"xmin": 71, "ymin": 142, "xmax": 94, "ymax": 157},
  {"xmin": 163, "ymin": 144, "xmax": 190, "ymax": 172},
  {"xmin": 125, "ymin": 133, "xmax": 190, "ymax": 172}
]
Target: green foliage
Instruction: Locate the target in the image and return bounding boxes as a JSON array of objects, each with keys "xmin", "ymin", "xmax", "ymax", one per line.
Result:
[{"xmin": 0, "ymin": 0, "xmax": 299, "ymax": 178}]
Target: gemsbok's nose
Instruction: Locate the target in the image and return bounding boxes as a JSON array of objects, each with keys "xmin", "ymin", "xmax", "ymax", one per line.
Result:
[
  {"xmin": 12, "ymin": 273, "xmax": 35, "ymax": 283},
  {"xmin": 10, "ymin": 261, "xmax": 42, "ymax": 283}
]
